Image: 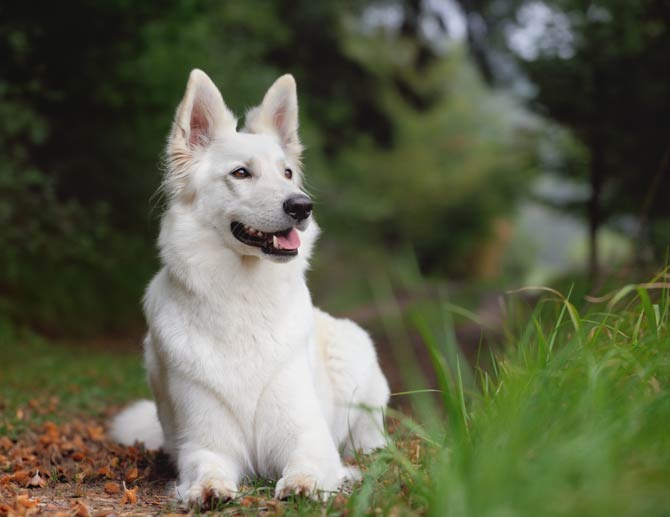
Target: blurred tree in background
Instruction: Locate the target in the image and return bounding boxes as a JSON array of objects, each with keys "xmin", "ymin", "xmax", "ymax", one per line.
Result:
[
  {"xmin": 455, "ymin": 0, "xmax": 670, "ymax": 277},
  {"xmin": 0, "ymin": 0, "xmax": 577, "ymax": 336}
]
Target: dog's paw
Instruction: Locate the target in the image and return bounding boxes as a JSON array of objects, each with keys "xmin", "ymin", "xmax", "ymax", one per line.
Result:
[
  {"xmin": 179, "ymin": 478, "xmax": 238, "ymax": 510},
  {"xmin": 343, "ymin": 465, "xmax": 362, "ymax": 482},
  {"xmin": 275, "ymin": 473, "xmax": 329, "ymax": 501}
]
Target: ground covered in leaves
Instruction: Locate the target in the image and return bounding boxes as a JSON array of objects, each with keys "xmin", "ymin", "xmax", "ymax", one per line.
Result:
[
  {"xmin": 0, "ymin": 416, "xmax": 353, "ymax": 516},
  {"xmin": 0, "ymin": 338, "xmax": 377, "ymax": 516},
  {"xmin": 0, "ymin": 417, "xmax": 183, "ymax": 516},
  {"xmin": 0, "ymin": 411, "xmax": 366, "ymax": 516}
]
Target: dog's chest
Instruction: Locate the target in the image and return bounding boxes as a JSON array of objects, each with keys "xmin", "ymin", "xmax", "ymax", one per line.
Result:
[
  {"xmin": 199, "ymin": 276, "xmax": 311, "ymax": 348},
  {"xmin": 168, "ymin": 272, "xmax": 312, "ymax": 375},
  {"xmin": 148, "ymin": 265, "xmax": 316, "ymax": 422}
]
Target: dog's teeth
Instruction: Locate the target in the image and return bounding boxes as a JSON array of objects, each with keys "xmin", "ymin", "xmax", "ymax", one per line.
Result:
[{"xmin": 273, "ymin": 235, "xmax": 279, "ymax": 248}]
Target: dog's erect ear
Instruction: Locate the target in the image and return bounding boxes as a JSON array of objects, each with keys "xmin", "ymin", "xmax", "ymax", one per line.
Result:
[
  {"xmin": 165, "ymin": 70, "xmax": 237, "ymax": 199},
  {"xmin": 171, "ymin": 69, "xmax": 237, "ymax": 150},
  {"xmin": 244, "ymin": 74, "xmax": 302, "ymax": 162}
]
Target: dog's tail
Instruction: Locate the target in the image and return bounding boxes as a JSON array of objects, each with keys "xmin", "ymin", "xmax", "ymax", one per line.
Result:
[{"xmin": 108, "ymin": 399, "xmax": 164, "ymax": 450}]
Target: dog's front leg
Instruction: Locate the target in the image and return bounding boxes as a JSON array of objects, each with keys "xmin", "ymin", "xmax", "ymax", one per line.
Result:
[
  {"xmin": 267, "ymin": 356, "xmax": 354, "ymax": 501},
  {"xmin": 167, "ymin": 378, "xmax": 247, "ymax": 509},
  {"xmin": 274, "ymin": 427, "xmax": 354, "ymax": 501},
  {"xmin": 175, "ymin": 444, "xmax": 240, "ymax": 508}
]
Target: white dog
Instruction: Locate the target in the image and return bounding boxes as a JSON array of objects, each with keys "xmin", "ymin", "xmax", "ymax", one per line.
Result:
[{"xmin": 109, "ymin": 69, "xmax": 390, "ymax": 506}]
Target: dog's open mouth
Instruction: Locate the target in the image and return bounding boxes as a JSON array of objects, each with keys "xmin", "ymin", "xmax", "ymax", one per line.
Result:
[{"xmin": 230, "ymin": 222, "xmax": 301, "ymax": 257}]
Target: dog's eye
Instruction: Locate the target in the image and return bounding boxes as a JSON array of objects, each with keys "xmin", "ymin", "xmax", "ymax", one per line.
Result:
[
  {"xmin": 231, "ymin": 167, "xmax": 251, "ymax": 179},
  {"xmin": 284, "ymin": 168, "xmax": 293, "ymax": 180}
]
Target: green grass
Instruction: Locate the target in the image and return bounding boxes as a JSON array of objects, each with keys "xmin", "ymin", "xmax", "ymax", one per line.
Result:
[
  {"xmin": 1, "ymin": 274, "xmax": 669, "ymax": 515},
  {"xmin": 0, "ymin": 329, "xmax": 149, "ymax": 437},
  {"xmin": 354, "ymin": 273, "xmax": 670, "ymax": 516}
]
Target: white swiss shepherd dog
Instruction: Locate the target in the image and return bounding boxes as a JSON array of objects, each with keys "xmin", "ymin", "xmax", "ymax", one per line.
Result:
[{"xmin": 109, "ymin": 69, "xmax": 390, "ymax": 507}]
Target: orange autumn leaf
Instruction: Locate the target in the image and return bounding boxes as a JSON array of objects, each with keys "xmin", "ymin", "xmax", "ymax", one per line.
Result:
[
  {"xmin": 103, "ymin": 481, "xmax": 120, "ymax": 495},
  {"xmin": 265, "ymin": 500, "xmax": 284, "ymax": 515},
  {"xmin": 0, "ymin": 437, "xmax": 14, "ymax": 451},
  {"xmin": 11, "ymin": 470, "xmax": 30, "ymax": 484},
  {"xmin": 97, "ymin": 466, "xmax": 113, "ymax": 479},
  {"xmin": 44, "ymin": 421, "xmax": 59, "ymax": 438},
  {"xmin": 121, "ymin": 482, "xmax": 138, "ymax": 505},
  {"xmin": 125, "ymin": 467, "xmax": 139, "ymax": 483},
  {"xmin": 87, "ymin": 426, "xmax": 105, "ymax": 441},
  {"xmin": 70, "ymin": 500, "xmax": 91, "ymax": 517},
  {"xmin": 16, "ymin": 494, "xmax": 39, "ymax": 509},
  {"xmin": 240, "ymin": 496, "xmax": 259, "ymax": 507}
]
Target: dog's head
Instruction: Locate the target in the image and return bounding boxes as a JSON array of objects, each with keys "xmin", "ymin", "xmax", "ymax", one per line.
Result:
[{"xmin": 164, "ymin": 69, "xmax": 312, "ymax": 263}]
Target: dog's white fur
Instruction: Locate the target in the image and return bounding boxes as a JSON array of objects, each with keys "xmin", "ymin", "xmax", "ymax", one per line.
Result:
[{"xmin": 109, "ymin": 70, "xmax": 389, "ymax": 505}]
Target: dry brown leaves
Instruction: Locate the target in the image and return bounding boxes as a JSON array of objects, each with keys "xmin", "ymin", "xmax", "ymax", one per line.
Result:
[
  {"xmin": 0, "ymin": 415, "xmax": 322, "ymax": 516},
  {"xmin": 0, "ymin": 494, "xmax": 40, "ymax": 517},
  {"xmin": 0, "ymin": 418, "xmax": 177, "ymax": 516}
]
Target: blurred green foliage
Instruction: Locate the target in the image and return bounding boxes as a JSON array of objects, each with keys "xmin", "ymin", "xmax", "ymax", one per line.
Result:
[
  {"xmin": 456, "ymin": 0, "xmax": 670, "ymax": 272},
  {"xmin": 332, "ymin": 42, "xmax": 537, "ymax": 275},
  {"xmin": 1, "ymin": 1, "xmax": 540, "ymax": 334}
]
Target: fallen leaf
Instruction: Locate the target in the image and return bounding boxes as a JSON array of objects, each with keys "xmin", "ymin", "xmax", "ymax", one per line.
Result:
[
  {"xmin": 71, "ymin": 500, "xmax": 91, "ymax": 517},
  {"xmin": 104, "ymin": 481, "xmax": 120, "ymax": 495},
  {"xmin": 240, "ymin": 496, "xmax": 259, "ymax": 507},
  {"xmin": 44, "ymin": 421, "xmax": 60, "ymax": 440},
  {"xmin": 26, "ymin": 469, "xmax": 47, "ymax": 488},
  {"xmin": 11, "ymin": 470, "xmax": 30, "ymax": 484},
  {"xmin": 121, "ymin": 482, "xmax": 138, "ymax": 505},
  {"xmin": 125, "ymin": 467, "xmax": 139, "ymax": 483},
  {"xmin": 87, "ymin": 426, "xmax": 105, "ymax": 441},
  {"xmin": 16, "ymin": 494, "xmax": 39, "ymax": 509},
  {"xmin": 97, "ymin": 466, "xmax": 113, "ymax": 479},
  {"xmin": 265, "ymin": 499, "xmax": 284, "ymax": 516}
]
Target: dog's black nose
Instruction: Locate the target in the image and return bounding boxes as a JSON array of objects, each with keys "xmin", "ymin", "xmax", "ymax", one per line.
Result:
[{"xmin": 283, "ymin": 194, "xmax": 313, "ymax": 221}]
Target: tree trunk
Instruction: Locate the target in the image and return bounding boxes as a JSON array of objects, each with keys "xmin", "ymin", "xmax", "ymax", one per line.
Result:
[
  {"xmin": 588, "ymin": 144, "xmax": 603, "ymax": 281},
  {"xmin": 456, "ymin": 0, "xmax": 495, "ymax": 85}
]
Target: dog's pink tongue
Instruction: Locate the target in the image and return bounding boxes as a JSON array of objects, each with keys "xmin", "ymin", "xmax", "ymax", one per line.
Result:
[{"xmin": 277, "ymin": 228, "xmax": 301, "ymax": 250}]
